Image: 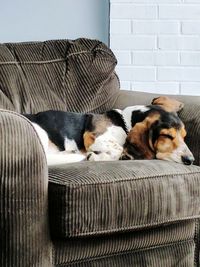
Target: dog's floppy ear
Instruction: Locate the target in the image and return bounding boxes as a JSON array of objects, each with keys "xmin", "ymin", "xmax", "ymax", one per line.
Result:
[
  {"xmin": 125, "ymin": 114, "xmax": 160, "ymax": 160},
  {"xmin": 152, "ymin": 96, "xmax": 184, "ymax": 113}
]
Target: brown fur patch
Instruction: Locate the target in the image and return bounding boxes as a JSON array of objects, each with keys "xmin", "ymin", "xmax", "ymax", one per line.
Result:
[
  {"xmin": 159, "ymin": 128, "xmax": 177, "ymax": 139},
  {"xmin": 83, "ymin": 131, "xmax": 96, "ymax": 150},
  {"xmin": 83, "ymin": 115, "xmax": 112, "ymax": 151},
  {"xmin": 126, "ymin": 113, "xmax": 160, "ymax": 159},
  {"xmin": 155, "ymin": 136, "xmax": 175, "ymax": 153},
  {"xmin": 152, "ymin": 96, "xmax": 184, "ymax": 113},
  {"xmin": 180, "ymin": 126, "xmax": 186, "ymax": 138},
  {"xmin": 91, "ymin": 115, "xmax": 112, "ymax": 136}
]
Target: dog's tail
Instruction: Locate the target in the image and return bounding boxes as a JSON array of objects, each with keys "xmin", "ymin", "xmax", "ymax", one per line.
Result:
[{"xmin": 46, "ymin": 153, "xmax": 86, "ymax": 166}]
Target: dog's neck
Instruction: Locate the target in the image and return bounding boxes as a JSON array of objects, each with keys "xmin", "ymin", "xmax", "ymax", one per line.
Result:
[{"xmin": 115, "ymin": 105, "xmax": 150, "ymax": 132}]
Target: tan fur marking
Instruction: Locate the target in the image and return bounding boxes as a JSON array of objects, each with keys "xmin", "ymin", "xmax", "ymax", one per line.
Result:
[
  {"xmin": 180, "ymin": 126, "xmax": 187, "ymax": 138},
  {"xmin": 152, "ymin": 96, "xmax": 184, "ymax": 113},
  {"xmin": 155, "ymin": 136, "xmax": 174, "ymax": 153},
  {"xmin": 160, "ymin": 128, "xmax": 177, "ymax": 139},
  {"xmin": 83, "ymin": 131, "xmax": 96, "ymax": 150},
  {"xmin": 156, "ymin": 152, "xmax": 172, "ymax": 160},
  {"xmin": 154, "ymin": 127, "xmax": 186, "ymax": 155},
  {"xmin": 91, "ymin": 115, "xmax": 112, "ymax": 136},
  {"xmin": 83, "ymin": 115, "xmax": 112, "ymax": 151}
]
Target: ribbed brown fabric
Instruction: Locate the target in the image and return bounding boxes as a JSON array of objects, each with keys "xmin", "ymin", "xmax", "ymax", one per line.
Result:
[
  {"xmin": 54, "ymin": 221, "xmax": 195, "ymax": 265},
  {"xmin": 0, "ymin": 39, "xmax": 119, "ymax": 114},
  {"xmin": 0, "ymin": 110, "xmax": 52, "ymax": 266},
  {"xmin": 49, "ymin": 160, "xmax": 200, "ymax": 238},
  {"xmin": 179, "ymin": 105, "xmax": 200, "ymax": 167},
  {"xmin": 56, "ymin": 240, "xmax": 194, "ymax": 267}
]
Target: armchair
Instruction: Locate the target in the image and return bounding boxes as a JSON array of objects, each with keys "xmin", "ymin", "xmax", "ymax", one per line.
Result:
[{"xmin": 0, "ymin": 38, "xmax": 200, "ymax": 267}]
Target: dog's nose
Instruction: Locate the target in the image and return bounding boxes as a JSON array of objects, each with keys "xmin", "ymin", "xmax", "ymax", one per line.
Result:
[{"xmin": 181, "ymin": 155, "xmax": 194, "ymax": 165}]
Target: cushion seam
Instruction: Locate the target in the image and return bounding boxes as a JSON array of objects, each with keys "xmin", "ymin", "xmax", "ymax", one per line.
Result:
[
  {"xmin": 67, "ymin": 216, "xmax": 200, "ymax": 237},
  {"xmin": 55, "ymin": 238, "xmax": 194, "ymax": 266},
  {"xmin": 0, "ymin": 48, "xmax": 115, "ymax": 65},
  {"xmin": 49, "ymin": 170, "xmax": 200, "ymax": 186}
]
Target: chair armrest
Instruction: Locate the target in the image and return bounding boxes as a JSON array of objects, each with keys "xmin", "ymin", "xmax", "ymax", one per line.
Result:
[
  {"xmin": 113, "ymin": 90, "xmax": 161, "ymax": 109},
  {"xmin": 113, "ymin": 90, "xmax": 200, "ymax": 166},
  {"xmin": 0, "ymin": 110, "xmax": 52, "ymax": 267},
  {"xmin": 113, "ymin": 90, "xmax": 200, "ymax": 109},
  {"xmin": 179, "ymin": 103, "xmax": 200, "ymax": 166}
]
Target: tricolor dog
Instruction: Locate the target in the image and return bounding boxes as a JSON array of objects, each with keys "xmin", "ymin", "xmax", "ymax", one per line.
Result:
[{"xmin": 23, "ymin": 96, "xmax": 194, "ymax": 166}]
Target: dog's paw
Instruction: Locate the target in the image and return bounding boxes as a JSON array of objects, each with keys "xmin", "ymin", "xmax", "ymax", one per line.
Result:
[
  {"xmin": 86, "ymin": 151, "xmax": 115, "ymax": 161},
  {"xmin": 119, "ymin": 153, "xmax": 134, "ymax": 160},
  {"xmin": 86, "ymin": 152, "xmax": 97, "ymax": 161}
]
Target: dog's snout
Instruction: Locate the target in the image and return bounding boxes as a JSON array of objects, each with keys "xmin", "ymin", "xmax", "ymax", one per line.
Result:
[{"xmin": 181, "ymin": 155, "xmax": 194, "ymax": 165}]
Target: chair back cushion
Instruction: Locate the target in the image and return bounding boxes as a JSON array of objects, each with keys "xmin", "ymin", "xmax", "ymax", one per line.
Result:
[{"xmin": 0, "ymin": 38, "xmax": 119, "ymax": 113}]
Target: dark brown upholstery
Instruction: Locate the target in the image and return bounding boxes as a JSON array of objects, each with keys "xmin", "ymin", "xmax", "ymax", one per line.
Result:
[
  {"xmin": 53, "ymin": 221, "xmax": 195, "ymax": 265},
  {"xmin": 56, "ymin": 240, "xmax": 195, "ymax": 267},
  {"xmin": 0, "ymin": 110, "xmax": 52, "ymax": 267},
  {"xmin": 0, "ymin": 39, "xmax": 200, "ymax": 267},
  {"xmin": 49, "ymin": 161, "xmax": 200, "ymax": 238},
  {"xmin": 0, "ymin": 38, "xmax": 119, "ymax": 113}
]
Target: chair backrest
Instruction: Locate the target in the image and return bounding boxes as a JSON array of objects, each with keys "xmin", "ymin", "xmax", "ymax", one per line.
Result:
[{"xmin": 0, "ymin": 38, "xmax": 119, "ymax": 114}]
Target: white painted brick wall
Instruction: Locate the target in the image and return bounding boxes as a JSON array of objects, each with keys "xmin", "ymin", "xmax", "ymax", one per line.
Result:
[{"xmin": 110, "ymin": 0, "xmax": 200, "ymax": 95}]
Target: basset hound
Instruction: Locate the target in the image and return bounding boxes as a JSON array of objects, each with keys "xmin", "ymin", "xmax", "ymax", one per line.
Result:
[{"xmin": 23, "ymin": 96, "xmax": 194, "ymax": 166}]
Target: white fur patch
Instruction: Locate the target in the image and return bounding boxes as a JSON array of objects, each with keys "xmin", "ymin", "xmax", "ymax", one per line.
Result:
[
  {"xmin": 64, "ymin": 137, "xmax": 79, "ymax": 152},
  {"xmin": 31, "ymin": 123, "xmax": 49, "ymax": 153},
  {"xmin": 47, "ymin": 153, "xmax": 86, "ymax": 166},
  {"xmin": 88, "ymin": 125, "xmax": 126, "ymax": 161},
  {"xmin": 122, "ymin": 105, "xmax": 150, "ymax": 131}
]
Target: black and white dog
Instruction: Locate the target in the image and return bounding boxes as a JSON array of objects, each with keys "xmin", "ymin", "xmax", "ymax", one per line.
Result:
[{"xmin": 23, "ymin": 97, "xmax": 194, "ymax": 166}]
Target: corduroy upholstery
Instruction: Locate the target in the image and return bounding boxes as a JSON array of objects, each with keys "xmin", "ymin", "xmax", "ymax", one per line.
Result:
[
  {"xmin": 0, "ymin": 39, "xmax": 200, "ymax": 267},
  {"xmin": 0, "ymin": 110, "xmax": 52, "ymax": 267},
  {"xmin": 53, "ymin": 221, "xmax": 195, "ymax": 265},
  {"xmin": 49, "ymin": 161, "xmax": 200, "ymax": 238},
  {"xmin": 0, "ymin": 38, "xmax": 119, "ymax": 113},
  {"xmin": 55, "ymin": 241, "xmax": 195, "ymax": 267}
]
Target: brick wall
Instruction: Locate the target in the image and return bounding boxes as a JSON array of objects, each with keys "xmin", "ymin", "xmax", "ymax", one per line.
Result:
[{"xmin": 110, "ymin": 0, "xmax": 200, "ymax": 95}]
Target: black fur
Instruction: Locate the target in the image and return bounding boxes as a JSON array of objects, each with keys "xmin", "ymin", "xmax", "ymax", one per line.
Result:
[
  {"xmin": 106, "ymin": 110, "xmax": 128, "ymax": 134},
  {"xmin": 23, "ymin": 109, "xmax": 128, "ymax": 152},
  {"xmin": 132, "ymin": 105, "xmax": 182, "ymax": 126},
  {"xmin": 23, "ymin": 110, "xmax": 87, "ymax": 151}
]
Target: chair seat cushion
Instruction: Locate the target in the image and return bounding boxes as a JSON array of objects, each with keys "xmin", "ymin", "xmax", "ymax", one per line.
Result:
[{"xmin": 48, "ymin": 160, "xmax": 200, "ymax": 238}]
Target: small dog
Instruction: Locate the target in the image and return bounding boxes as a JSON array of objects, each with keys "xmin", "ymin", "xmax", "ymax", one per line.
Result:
[{"xmin": 23, "ymin": 96, "xmax": 194, "ymax": 166}]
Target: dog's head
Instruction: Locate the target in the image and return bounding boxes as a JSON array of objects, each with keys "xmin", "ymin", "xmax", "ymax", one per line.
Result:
[{"xmin": 122, "ymin": 97, "xmax": 194, "ymax": 165}]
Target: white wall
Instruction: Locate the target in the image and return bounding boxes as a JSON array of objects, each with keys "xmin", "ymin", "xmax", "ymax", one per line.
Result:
[
  {"xmin": 110, "ymin": 0, "xmax": 200, "ymax": 96},
  {"xmin": 0, "ymin": 0, "xmax": 109, "ymax": 45}
]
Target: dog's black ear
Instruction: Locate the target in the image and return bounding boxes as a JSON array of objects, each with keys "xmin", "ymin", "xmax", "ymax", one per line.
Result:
[{"xmin": 148, "ymin": 120, "xmax": 162, "ymax": 150}]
